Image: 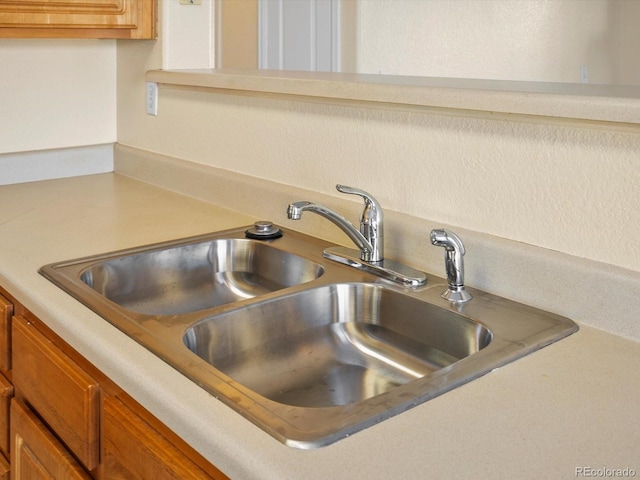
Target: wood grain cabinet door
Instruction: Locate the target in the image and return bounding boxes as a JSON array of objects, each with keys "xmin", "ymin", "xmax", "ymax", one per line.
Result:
[
  {"xmin": 0, "ymin": 373, "xmax": 13, "ymax": 459},
  {"xmin": 0, "ymin": 294, "xmax": 12, "ymax": 376},
  {"xmin": 102, "ymin": 395, "xmax": 226, "ymax": 480},
  {"xmin": 11, "ymin": 316, "xmax": 99, "ymax": 471},
  {"xmin": 0, "ymin": 0, "xmax": 157, "ymax": 39},
  {"xmin": 0, "ymin": 452, "xmax": 8, "ymax": 480},
  {"xmin": 11, "ymin": 399, "xmax": 90, "ymax": 480}
]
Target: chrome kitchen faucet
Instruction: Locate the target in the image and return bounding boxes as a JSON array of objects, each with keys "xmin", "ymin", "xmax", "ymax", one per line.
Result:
[
  {"xmin": 287, "ymin": 184, "xmax": 426, "ymax": 286},
  {"xmin": 287, "ymin": 184, "xmax": 383, "ymax": 262}
]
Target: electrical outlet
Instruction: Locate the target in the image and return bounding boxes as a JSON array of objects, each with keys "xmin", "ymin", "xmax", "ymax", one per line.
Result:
[
  {"xmin": 146, "ymin": 81, "xmax": 158, "ymax": 116},
  {"xmin": 580, "ymin": 66, "xmax": 589, "ymax": 84}
]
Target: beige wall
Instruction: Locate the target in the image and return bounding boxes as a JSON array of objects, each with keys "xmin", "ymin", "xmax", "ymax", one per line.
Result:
[
  {"xmin": 116, "ymin": 4, "xmax": 640, "ymax": 275},
  {"xmin": 218, "ymin": 0, "xmax": 258, "ymax": 69},
  {"xmin": 214, "ymin": 0, "xmax": 638, "ymax": 84},
  {"xmin": 0, "ymin": 39, "xmax": 117, "ymax": 155},
  {"xmin": 356, "ymin": 0, "xmax": 628, "ymax": 83},
  {"xmin": 621, "ymin": 0, "xmax": 640, "ymax": 84}
]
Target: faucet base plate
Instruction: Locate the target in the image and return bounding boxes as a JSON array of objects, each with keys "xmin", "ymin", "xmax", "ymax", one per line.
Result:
[{"xmin": 324, "ymin": 246, "xmax": 427, "ymax": 287}]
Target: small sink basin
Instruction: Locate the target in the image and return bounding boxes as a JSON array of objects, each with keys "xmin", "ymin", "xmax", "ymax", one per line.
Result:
[
  {"xmin": 79, "ymin": 238, "xmax": 323, "ymax": 315},
  {"xmin": 184, "ymin": 283, "xmax": 491, "ymax": 408}
]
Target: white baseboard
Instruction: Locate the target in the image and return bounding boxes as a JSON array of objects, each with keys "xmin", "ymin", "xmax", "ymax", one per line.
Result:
[{"xmin": 0, "ymin": 144, "xmax": 114, "ymax": 186}]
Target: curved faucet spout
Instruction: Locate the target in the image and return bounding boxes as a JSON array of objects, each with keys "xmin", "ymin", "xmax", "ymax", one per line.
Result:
[
  {"xmin": 286, "ymin": 188, "xmax": 426, "ymax": 286},
  {"xmin": 287, "ymin": 201, "xmax": 374, "ymax": 260}
]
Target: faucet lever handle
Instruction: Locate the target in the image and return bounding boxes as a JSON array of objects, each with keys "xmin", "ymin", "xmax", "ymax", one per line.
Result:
[
  {"xmin": 335, "ymin": 185, "xmax": 383, "ymax": 222},
  {"xmin": 335, "ymin": 184, "xmax": 384, "ymax": 262}
]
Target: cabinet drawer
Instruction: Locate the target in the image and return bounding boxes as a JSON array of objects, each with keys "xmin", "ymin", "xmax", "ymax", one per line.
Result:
[
  {"xmin": 12, "ymin": 316, "xmax": 99, "ymax": 470},
  {"xmin": 11, "ymin": 399, "xmax": 90, "ymax": 480},
  {"xmin": 0, "ymin": 452, "xmax": 8, "ymax": 480},
  {"xmin": 0, "ymin": 294, "xmax": 12, "ymax": 375},
  {"xmin": 0, "ymin": 373, "xmax": 13, "ymax": 458}
]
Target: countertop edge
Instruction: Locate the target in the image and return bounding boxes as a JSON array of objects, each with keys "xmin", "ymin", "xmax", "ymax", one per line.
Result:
[{"xmin": 146, "ymin": 69, "xmax": 640, "ymax": 127}]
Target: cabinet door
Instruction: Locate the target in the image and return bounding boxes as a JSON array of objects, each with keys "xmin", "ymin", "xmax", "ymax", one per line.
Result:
[
  {"xmin": 12, "ymin": 316, "xmax": 99, "ymax": 471},
  {"xmin": 0, "ymin": 452, "xmax": 8, "ymax": 480},
  {"xmin": 103, "ymin": 395, "xmax": 225, "ymax": 480},
  {"xmin": 0, "ymin": 0, "xmax": 157, "ymax": 39},
  {"xmin": 11, "ymin": 399, "xmax": 90, "ymax": 480},
  {"xmin": 0, "ymin": 294, "xmax": 12, "ymax": 375},
  {"xmin": 0, "ymin": 374, "xmax": 13, "ymax": 459}
]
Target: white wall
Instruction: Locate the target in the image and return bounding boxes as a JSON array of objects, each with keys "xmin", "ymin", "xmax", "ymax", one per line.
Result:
[
  {"xmin": 0, "ymin": 39, "xmax": 117, "ymax": 155},
  {"xmin": 161, "ymin": 1, "xmax": 215, "ymax": 69}
]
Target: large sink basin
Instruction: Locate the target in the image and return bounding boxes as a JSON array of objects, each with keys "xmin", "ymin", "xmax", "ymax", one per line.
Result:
[
  {"xmin": 40, "ymin": 226, "xmax": 578, "ymax": 449},
  {"xmin": 184, "ymin": 282, "xmax": 491, "ymax": 408},
  {"xmin": 79, "ymin": 238, "xmax": 323, "ymax": 315}
]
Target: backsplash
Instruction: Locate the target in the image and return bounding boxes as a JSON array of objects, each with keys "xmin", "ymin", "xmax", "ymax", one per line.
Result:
[{"xmin": 115, "ymin": 144, "xmax": 640, "ymax": 343}]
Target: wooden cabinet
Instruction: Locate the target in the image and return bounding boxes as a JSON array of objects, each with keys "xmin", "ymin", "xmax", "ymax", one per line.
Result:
[
  {"xmin": 10, "ymin": 399, "xmax": 90, "ymax": 480},
  {"xmin": 4, "ymin": 291, "xmax": 229, "ymax": 480},
  {"xmin": 0, "ymin": 375, "xmax": 13, "ymax": 460},
  {"xmin": 0, "ymin": 453, "xmax": 7, "ymax": 480},
  {"xmin": 102, "ymin": 395, "xmax": 219, "ymax": 480},
  {"xmin": 0, "ymin": 0, "xmax": 157, "ymax": 39},
  {"xmin": 0, "ymin": 293, "xmax": 13, "ymax": 479},
  {"xmin": 0, "ymin": 294, "xmax": 12, "ymax": 376},
  {"xmin": 12, "ymin": 316, "xmax": 99, "ymax": 471}
]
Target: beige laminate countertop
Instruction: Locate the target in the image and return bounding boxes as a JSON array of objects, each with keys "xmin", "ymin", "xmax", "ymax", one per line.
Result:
[{"xmin": 1, "ymin": 173, "xmax": 638, "ymax": 480}]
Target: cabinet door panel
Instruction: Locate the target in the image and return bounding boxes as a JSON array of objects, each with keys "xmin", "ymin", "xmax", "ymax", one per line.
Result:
[
  {"xmin": 0, "ymin": 294, "xmax": 12, "ymax": 375},
  {"xmin": 0, "ymin": 373, "xmax": 13, "ymax": 458},
  {"xmin": 12, "ymin": 316, "xmax": 99, "ymax": 471},
  {"xmin": 11, "ymin": 399, "xmax": 90, "ymax": 480},
  {"xmin": 0, "ymin": 452, "xmax": 8, "ymax": 480},
  {"xmin": 0, "ymin": 0, "xmax": 156, "ymax": 39},
  {"xmin": 103, "ymin": 395, "xmax": 222, "ymax": 480}
]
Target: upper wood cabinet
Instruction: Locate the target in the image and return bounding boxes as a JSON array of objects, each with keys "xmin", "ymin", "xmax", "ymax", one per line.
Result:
[{"xmin": 0, "ymin": 0, "xmax": 157, "ymax": 39}]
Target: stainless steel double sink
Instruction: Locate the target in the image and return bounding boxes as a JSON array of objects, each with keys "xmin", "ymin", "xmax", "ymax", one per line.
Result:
[{"xmin": 40, "ymin": 226, "xmax": 577, "ymax": 448}]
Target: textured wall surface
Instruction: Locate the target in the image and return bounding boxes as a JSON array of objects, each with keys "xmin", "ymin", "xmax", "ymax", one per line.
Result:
[
  {"xmin": 0, "ymin": 39, "xmax": 116, "ymax": 155},
  {"xmin": 356, "ymin": 0, "xmax": 631, "ymax": 83},
  {"xmin": 118, "ymin": 71, "xmax": 640, "ymax": 274},
  {"xmin": 116, "ymin": 2, "xmax": 640, "ymax": 274}
]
